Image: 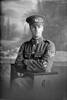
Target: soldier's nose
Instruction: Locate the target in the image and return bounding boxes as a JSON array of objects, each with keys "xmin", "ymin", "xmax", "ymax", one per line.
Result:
[{"xmin": 35, "ymin": 26, "xmax": 39, "ymax": 31}]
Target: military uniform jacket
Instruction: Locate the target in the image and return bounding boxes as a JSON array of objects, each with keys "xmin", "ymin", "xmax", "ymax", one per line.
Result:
[{"xmin": 15, "ymin": 37, "xmax": 55, "ymax": 73}]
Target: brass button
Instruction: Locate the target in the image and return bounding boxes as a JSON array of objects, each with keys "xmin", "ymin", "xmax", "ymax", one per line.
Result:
[
  {"xmin": 33, "ymin": 44, "xmax": 36, "ymax": 48},
  {"xmin": 32, "ymin": 44, "xmax": 36, "ymax": 54}
]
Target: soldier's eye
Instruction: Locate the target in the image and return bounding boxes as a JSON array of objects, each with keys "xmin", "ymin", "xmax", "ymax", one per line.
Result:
[
  {"xmin": 31, "ymin": 26, "xmax": 35, "ymax": 30},
  {"xmin": 32, "ymin": 27, "xmax": 35, "ymax": 30},
  {"xmin": 38, "ymin": 26, "xmax": 40, "ymax": 28}
]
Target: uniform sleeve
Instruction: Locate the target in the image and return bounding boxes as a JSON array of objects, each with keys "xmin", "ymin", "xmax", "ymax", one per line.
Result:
[
  {"xmin": 47, "ymin": 41, "xmax": 56, "ymax": 58},
  {"xmin": 15, "ymin": 43, "xmax": 25, "ymax": 73},
  {"xmin": 43, "ymin": 41, "xmax": 56, "ymax": 71}
]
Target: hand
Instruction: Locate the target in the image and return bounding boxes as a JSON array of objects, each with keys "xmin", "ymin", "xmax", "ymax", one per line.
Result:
[
  {"xmin": 24, "ymin": 59, "xmax": 36, "ymax": 68},
  {"xmin": 43, "ymin": 62, "xmax": 47, "ymax": 68},
  {"xmin": 24, "ymin": 59, "xmax": 46, "ymax": 72},
  {"xmin": 31, "ymin": 60, "xmax": 43, "ymax": 69},
  {"xmin": 17, "ymin": 72, "xmax": 24, "ymax": 77},
  {"xmin": 24, "ymin": 59, "xmax": 43, "ymax": 70},
  {"xmin": 24, "ymin": 59, "xmax": 29, "ymax": 65}
]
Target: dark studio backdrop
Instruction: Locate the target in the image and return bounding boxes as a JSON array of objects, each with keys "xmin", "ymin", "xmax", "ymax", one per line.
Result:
[{"xmin": 0, "ymin": 0, "xmax": 67, "ymax": 100}]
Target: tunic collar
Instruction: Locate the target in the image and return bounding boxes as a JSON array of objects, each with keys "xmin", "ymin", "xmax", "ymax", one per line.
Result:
[{"xmin": 31, "ymin": 37, "xmax": 43, "ymax": 44}]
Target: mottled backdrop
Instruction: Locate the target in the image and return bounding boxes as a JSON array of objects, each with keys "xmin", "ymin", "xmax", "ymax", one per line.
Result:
[
  {"xmin": 0, "ymin": 0, "xmax": 67, "ymax": 99},
  {"xmin": 1, "ymin": 0, "xmax": 67, "ymax": 59}
]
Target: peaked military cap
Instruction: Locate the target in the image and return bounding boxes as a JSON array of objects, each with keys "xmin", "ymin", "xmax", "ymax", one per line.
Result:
[{"xmin": 26, "ymin": 15, "xmax": 45, "ymax": 25}]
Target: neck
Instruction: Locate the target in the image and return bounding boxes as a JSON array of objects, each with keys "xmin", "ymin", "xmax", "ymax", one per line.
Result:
[
  {"xmin": 32, "ymin": 36, "xmax": 43, "ymax": 40},
  {"xmin": 32, "ymin": 36, "xmax": 43, "ymax": 44}
]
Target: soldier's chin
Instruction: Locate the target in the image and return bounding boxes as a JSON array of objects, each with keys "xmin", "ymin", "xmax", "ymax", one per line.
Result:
[
  {"xmin": 32, "ymin": 35, "xmax": 39, "ymax": 39},
  {"xmin": 34, "ymin": 35, "xmax": 39, "ymax": 38}
]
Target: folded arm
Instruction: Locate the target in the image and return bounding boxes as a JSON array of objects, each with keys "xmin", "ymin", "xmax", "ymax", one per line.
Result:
[
  {"xmin": 42, "ymin": 41, "xmax": 56, "ymax": 72},
  {"xmin": 15, "ymin": 44, "xmax": 25, "ymax": 73}
]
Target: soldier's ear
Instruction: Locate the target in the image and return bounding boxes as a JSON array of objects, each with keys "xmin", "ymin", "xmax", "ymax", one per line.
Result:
[
  {"xmin": 29, "ymin": 24, "xmax": 34, "ymax": 30},
  {"xmin": 29, "ymin": 25, "xmax": 32, "ymax": 30}
]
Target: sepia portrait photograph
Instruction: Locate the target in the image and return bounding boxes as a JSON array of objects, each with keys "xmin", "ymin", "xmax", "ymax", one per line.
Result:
[{"xmin": 0, "ymin": 0, "xmax": 67, "ymax": 100}]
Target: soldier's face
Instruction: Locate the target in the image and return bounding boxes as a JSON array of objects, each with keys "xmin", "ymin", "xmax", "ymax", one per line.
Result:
[{"xmin": 30, "ymin": 24, "xmax": 44, "ymax": 38}]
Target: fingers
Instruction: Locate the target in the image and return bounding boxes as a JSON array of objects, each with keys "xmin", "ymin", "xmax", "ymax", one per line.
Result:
[
  {"xmin": 29, "ymin": 60, "xmax": 36, "ymax": 68},
  {"xmin": 24, "ymin": 59, "xmax": 28, "ymax": 65},
  {"xmin": 24, "ymin": 59, "xmax": 44, "ymax": 71},
  {"xmin": 32, "ymin": 60, "xmax": 43, "ymax": 69},
  {"xmin": 37, "ymin": 61, "xmax": 43, "ymax": 67},
  {"xmin": 32, "ymin": 60, "xmax": 39, "ymax": 67},
  {"xmin": 26, "ymin": 60, "xmax": 36, "ymax": 71}
]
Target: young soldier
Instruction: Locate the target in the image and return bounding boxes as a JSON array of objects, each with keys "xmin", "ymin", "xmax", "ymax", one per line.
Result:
[
  {"xmin": 11, "ymin": 15, "xmax": 56, "ymax": 99},
  {"xmin": 15, "ymin": 15, "xmax": 55, "ymax": 74}
]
